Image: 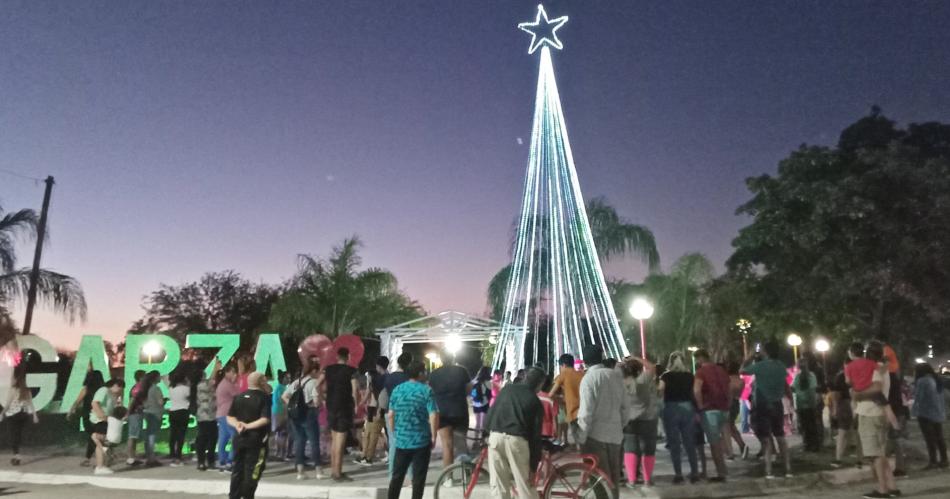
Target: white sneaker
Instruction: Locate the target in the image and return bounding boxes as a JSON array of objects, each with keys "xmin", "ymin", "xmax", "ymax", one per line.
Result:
[
  {"xmin": 444, "ymin": 478, "xmax": 455, "ymax": 488},
  {"xmin": 125, "ymin": 458, "xmax": 136, "ymax": 465},
  {"xmin": 94, "ymin": 467, "xmax": 114, "ymax": 475},
  {"xmin": 315, "ymin": 469, "xmax": 327, "ymax": 480}
]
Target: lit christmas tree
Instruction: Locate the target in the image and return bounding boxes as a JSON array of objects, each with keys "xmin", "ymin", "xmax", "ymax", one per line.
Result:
[{"xmin": 494, "ymin": 5, "xmax": 628, "ymax": 371}]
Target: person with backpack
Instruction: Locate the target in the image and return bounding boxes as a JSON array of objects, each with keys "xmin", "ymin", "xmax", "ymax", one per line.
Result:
[
  {"xmin": 471, "ymin": 366, "xmax": 492, "ymax": 433},
  {"xmin": 354, "ymin": 356, "xmax": 390, "ymax": 466},
  {"xmin": 282, "ymin": 360, "xmax": 325, "ymax": 480}
]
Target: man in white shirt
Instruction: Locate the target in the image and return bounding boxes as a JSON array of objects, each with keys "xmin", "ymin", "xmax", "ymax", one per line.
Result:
[{"xmin": 577, "ymin": 345, "xmax": 627, "ymax": 498}]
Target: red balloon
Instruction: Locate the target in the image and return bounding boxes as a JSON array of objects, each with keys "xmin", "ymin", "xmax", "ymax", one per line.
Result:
[
  {"xmin": 297, "ymin": 333, "xmax": 365, "ymax": 370},
  {"xmin": 332, "ymin": 334, "xmax": 364, "ymax": 367},
  {"xmin": 298, "ymin": 334, "xmax": 331, "ymax": 370}
]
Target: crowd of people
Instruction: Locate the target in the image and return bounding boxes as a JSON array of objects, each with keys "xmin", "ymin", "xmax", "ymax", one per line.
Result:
[{"xmin": 0, "ymin": 338, "xmax": 947, "ymax": 499}]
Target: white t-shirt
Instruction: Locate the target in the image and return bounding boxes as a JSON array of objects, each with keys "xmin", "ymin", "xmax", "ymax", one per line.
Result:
[
  {"xmin": 106, "ymin": 416, "xmax": 124, "ymax": 444},
  {"xmin": 89, "ymin": 387, "xmax": 114, "ymax": 425},
  {"xmin": 168, "ymin": 385, "xmax": 191, "ymax": 411},
  {"xmin": 287, "ymin": 377, "xmax": 319, "ymax": 406},
  {"xmin": 855, "ymin": 369, "xmax": 889, "ymax": 417}
]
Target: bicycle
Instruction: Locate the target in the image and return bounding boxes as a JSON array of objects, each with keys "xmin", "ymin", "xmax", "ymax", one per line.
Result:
[{"xmin": 434, "ymin": 437, "xmax": 614, "ymax": 499}]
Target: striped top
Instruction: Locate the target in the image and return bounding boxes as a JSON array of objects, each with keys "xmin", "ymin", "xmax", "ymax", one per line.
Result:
[{"xmin": 389, "ymin": 380, "xmax": 439, "ymax": 449}]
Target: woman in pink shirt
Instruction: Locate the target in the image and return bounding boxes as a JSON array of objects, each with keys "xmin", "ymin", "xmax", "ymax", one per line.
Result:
[{"xmin": 215, "ymin": 364, "xmax": 241, "ymax": 469}]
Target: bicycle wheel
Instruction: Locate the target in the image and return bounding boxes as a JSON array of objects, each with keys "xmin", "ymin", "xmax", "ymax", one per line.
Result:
[
  {"xmin": 434, "ymin": 461, "xmax": 492, "ymax": 499},
  {"xmin": 543, "ymin": 462, "xmax": 613, "ymax": 499}
]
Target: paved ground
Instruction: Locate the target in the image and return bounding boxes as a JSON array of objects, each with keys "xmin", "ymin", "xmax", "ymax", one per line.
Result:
[{"xmin": 0, "ymin": 428, "xmax": 944, "ymax": 498}]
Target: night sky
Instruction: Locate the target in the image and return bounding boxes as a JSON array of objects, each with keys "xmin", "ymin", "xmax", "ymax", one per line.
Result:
[{"xmin": 2, "ymin": 1, "xmax": 949, "ymax": 347}]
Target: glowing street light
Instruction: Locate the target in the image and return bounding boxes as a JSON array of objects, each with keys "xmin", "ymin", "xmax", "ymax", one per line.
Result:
[
  {"xmin": 687, "ymin": 346, "xmax": 699, "ymax": 372},
  {"xmin": 142, "ymin": 340, "xmax": 163, "ymax": 364},
  {"xmin": 814, "ymin": 338, "xmax": 830, "ymax": 373},
  {"xmin": 629, "ymin": 298, "xmax": 654, "ymax": 359},
  {"xmin": 445, "ymin": 334, "xmax": 462, "ymax": 359},
  {"xmin": 736, "ymin": 318, "xmax": 752, "ymax": 358},
  {"xmin": 787, "ymin": 333, "xmax": 803, "ymax": 364}
]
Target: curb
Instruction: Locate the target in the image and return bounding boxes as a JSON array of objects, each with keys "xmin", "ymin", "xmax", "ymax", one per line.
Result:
[{"xmin": 0, "ymin": 470, "xmax": 379, "ymax": 499}]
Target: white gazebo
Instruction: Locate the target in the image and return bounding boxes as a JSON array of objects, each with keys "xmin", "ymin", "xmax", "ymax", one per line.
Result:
[{"xmin": 376, "ymin": 311, "xmax": 525, "ymax": 366}]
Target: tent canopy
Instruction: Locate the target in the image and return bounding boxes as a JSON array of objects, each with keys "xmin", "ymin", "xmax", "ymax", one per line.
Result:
[{"xmin": 376, "ymin": 311, "xmax": 524, "ymax": 361}]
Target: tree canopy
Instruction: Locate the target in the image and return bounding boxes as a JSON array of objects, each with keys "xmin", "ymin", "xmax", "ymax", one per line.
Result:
[
  {"xmin": 727, "ymin": 108, "xmax": 950, "ymax": 357},
  {"xmin": 267, "ymin": 237, "xmax": 424, "ymax": 341},
  {"xmin": 130, "ymin": 270, "xmax": 278, "ymax": 347}
]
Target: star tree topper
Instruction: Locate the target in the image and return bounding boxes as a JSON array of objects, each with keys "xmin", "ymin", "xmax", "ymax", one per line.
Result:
[{"xmin": 518, "ymin": 4, "xmax": 568, "ymax": 54}]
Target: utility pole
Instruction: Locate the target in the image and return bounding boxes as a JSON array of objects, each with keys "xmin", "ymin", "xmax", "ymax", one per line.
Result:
[{"xmin": 21, "ymin": 176, "xmax": 54, "ymax": 336}]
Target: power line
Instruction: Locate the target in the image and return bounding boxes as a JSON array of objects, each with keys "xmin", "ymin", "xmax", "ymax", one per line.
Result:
[{"xmin": 0, "ymin": 168, "xmax": 45, "ymax": 183}]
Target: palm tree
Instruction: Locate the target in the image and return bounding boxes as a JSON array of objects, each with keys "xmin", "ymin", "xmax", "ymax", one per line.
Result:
[
  {"xmin": 0, "ymin": 203, "xmax": 87, "ymax": 344},
  {"xmin": 268, "ymin": 236, "xmax": 423, "ymax": 340},
  {"xmin": 487, "ymin": 197, "xmax": 659, "ymax": 319}
]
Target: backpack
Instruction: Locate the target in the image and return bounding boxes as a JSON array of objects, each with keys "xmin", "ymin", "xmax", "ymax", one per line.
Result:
[{"xmin": 287, "ymin": 377, "xmax": 311, "ymax": 421}]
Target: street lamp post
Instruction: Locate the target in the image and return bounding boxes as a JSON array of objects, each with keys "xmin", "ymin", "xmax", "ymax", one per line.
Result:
[
  {"xmin": 143, "ymin": 340, "xmax": 163, "ymax": 365},
  {"xmin": 736, "ymin": 319, "xmax": 751, "ymax": 358},
  {"xmin": 688, "ymin": 346, "xmax": 699, "ymax": 372},
  {"xmin": 787, "ymin": 333, "xmax": 803, "ymax": 364},
  {"xmin": 815, "ymin": 338, "xmax": 830, "ymax": 375},
  {"xmin": 629, "ymin": 298, "xmax": 654, "ymax": 359}
]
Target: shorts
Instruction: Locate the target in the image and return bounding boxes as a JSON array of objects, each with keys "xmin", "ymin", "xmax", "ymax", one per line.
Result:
[
  {"xmin": 327, "ymin": 409, "xmax": 353, "ymax": 433},
  {"xmin": 858, "ymin": 415, "xmax": 888, "ymax": 457},
  {"xmin": 439, "ymin": 415, "xmax": 469, "ymax": 430},
  {"xmin": 127, "ymin": 412, "xmax": 143, "ymax": 439},
  {"xmin": 831, "ymin": 402, "xmax": 854, "ymax": 430},
  {"xmin": 91, "ymin": 421, "xmax": 108, "ymax": 435},
  {"xmin": 472, "ymin": 404, "xmax": 489, "ymax": 414},
  {"xmin": 751, "ymin": 400, "xmax": 785, "ymax": 439},
  {"xmin": 701, "ymin": 410, "xmax": 728, "ymax": 444}
]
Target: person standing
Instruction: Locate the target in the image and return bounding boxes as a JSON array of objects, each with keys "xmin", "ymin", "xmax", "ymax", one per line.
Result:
[
  {"xmin": 792, "ymin": 359, "xmax": 820, "ymax": 452},
  {"xmin": 549, "ymin": 354, "xmax": 584, "ymax": 446},
  {"xmin": 852, "ymin": 340, "xmax": 897, "ymax": 499},
  {"xmin": 693, "ymin": 350, "xmax": 731, "ymax": 482},
  {"xmin": 195, "ymin": 362, "xmax": 220, "ymax": 471},
  {"xmin": 621, "ymin": 357, "xmax": 659, "ymax": 487},
  {"xmin": 125, "ymin": 369, "xmax": 146, "ymax": 466},
  {"xmin": 2, "ymin": 366, "xmax": 38, "ymax": 466},
  {"xmin": 355, "ymin": 356, "xmax": 389, "ymax": 466},
  {"xmin": 380, "ymin": 352, "xmax": 413, "ymax": 475},
  {"xmin": 829, "ymin": 359, "xmax": 861, "ymax": 468},
  {"xmin": 486, "ymin": 367, "xmax": 545, "ymax": 499},
  {"xmin": 387, "ymin": 361, "xmax": 439, "ymax": 499},
  {"xmin": 216, "ymin": 363, "xmax": 242, "ymax": 471},
  {"xmin": 577, "ymin": 345, "xmax": 626, "ymax": 497},
  {"xmin": 741, "ymin": 341, "xmax": 792, "ymax": 479},
  {"xmin": 912, "ymin": 362, "xmax": 947, "ymax": 469},
  {"xmin": 883, "ymin": 343, "xmax": 908, "ymax": 477},
  {"xmin": 724, "ymin": 362, "xmax": 749, "ymax": 459},
  {"xmin": 167, "ymin": 371, "xmax": 191, "ymax": 466},
  {"xmin": 322, "ymin": 347, "xmax": 359, "ymax": 482},
  {"xmin": 90, "ymin": 378, "xmax": 125, "ymax": 474},
  {"xmin": 271, "ymin": 371, "xmax": 290, "ymax": 461},
  {"xmin": 227, "ymin": 372, "xmax": 271, "ymax": 499},
  {"xmin": 283, "ymin": 361, "xmax": 324, "ymax": 480},
  {"xmin": 428, "ymin": 354, "xmax": 471, "ymax": 468},
  {"xmin": 141, "ymin": 371, "xmax": 165, "ymax": 466},
  {"xmin": 471, "ymin": 367, "xmax": 492, "ymax": 433},
  {"xmin": 659, "ymin": 351, "xmax": 699, "ymax": 484},
  {"xmin": 68, "ymin": 370, "xmax": 104, "ymax": 467}
]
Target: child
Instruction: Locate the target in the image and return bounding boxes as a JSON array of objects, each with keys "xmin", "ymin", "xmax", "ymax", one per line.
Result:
[
  {"xmin": 107, "ymin": 406, "xmax": 128, "ymax": 446},
  {"xmin": 537, "ymin": 381, "xmax": 558, "ymax": 440},
  {"xmin": 844, "ymin": 343, "xmax": 899, "ymax": 430}
]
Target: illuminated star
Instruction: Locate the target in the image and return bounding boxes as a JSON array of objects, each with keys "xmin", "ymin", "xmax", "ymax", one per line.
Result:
[{"xmin": 518, "ymin": 4, "xmax": 568, "ymax": 55}]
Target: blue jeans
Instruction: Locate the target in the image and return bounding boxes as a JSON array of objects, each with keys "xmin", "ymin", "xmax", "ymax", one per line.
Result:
[
  {"xmin": 291, "ymin": 406, "xmax": 322, "ymax": 467},
  {"xmin": 662, "ymin": 401, "xmax": 698, "ymax": 478},
  {"xmin": 217, "ymin": 416, "xmax": 236, "ymax": 465},
  {"xmin": 740, "ymin": 400, "xmax": 751, "ymax": 434},
  {"xmin": 143, "ymin": 412, "xmax": 161, "ymax": 461}
]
